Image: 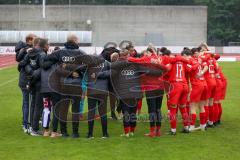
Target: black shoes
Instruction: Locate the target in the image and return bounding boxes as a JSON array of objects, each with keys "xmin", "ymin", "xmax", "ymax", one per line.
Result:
[
  {"xmin": 168, "ymin": 131, "xmax": 177, "ymax": 136},
  {"xmin": 102, "ymin": 133, "xmax": 109, "ymax": 139},
  {"xmin": 72, "ymin": 133, "xmax": 80, "ymax": 138},
  {"xmin": 206, "ymin": 123, "xmax": 215, "ymax": 128},
  {"xmin": 87, "ymin": 133, "xmax": 94, "ymax": 139},
  {"xmin": 61, "ymin": 132, "xmax": 70, "ymax": 138},
  {"xmin": 181, "ymin": 128, "xmax": 190, "ymax": 134}
]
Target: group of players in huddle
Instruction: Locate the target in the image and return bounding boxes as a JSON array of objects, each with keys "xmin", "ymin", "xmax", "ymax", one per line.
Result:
[{"xmin": 15, "ymin": 33, "xmax": 227, "ymax": 139}]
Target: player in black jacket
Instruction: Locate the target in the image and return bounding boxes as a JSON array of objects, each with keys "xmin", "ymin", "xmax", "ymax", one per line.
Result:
[
  {"xmin": 100, "ymin": 43, "xmax": 120, "ymax": 120},
  {"xmin": 15, "ymin": 34, "xmax": 36, "ymax": 133},
  {"xmin": 45, "ymin": 34, "xmax": 104, "ymax": 138},
  {"xmin": 19, "ymin": 38, "xmax": 49, "ymax": 136},
  {"xmin": 86, "ymin": 60, "xmax": 111, "ymax": 139},
  {"xmin": 110, "ymin": 50, "xmax": 166, "ymax": 137}
]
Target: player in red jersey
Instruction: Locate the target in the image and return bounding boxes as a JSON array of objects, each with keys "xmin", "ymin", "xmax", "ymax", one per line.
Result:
[
  {"xmin": 218, "ymin": 68, "xmax": 227, "ymax": 123},
  {"xmin": 128, "ymin": 47, "xmax": 168, "ymax": 137},
  {"xmin": 188, "ymin": 48, "xmax": 209, "ymax": 131},
  {"xmin": 165, "ymin": 49, "xmax": 192, "ymax": 135},
  {"xmin": 213, "ymin": 54, "xmax": 227, "ymax": 125},
  {"xmin": 199, "ymin": 43, "xmax": 218, "ymax": 128},
  {"xmin": 180, "ymin": 48, "xmax": 194, "ymax": 130}
]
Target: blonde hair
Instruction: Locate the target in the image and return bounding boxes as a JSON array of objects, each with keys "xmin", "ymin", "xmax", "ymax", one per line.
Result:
[
  {"xmin": 199, "ymin": 42, "xmax": 209, "ymax": 51},
  {"xmin": 25, "ymin": 33, "xmax": 37, "ymax": 43},
  {"xmin": 120, "ymin": 49, "xmax": 129, "ymax": 57},
  {"xmin": 67, "ymin": 34, "xmax": 79, "ymax": 43},
  {"xmin": 110, "ymin": 52, "xmax": 119, "ymax": 62},
  {"xmin": 33, "ymin": 37, "xmax": 40, "ymax": 47}
]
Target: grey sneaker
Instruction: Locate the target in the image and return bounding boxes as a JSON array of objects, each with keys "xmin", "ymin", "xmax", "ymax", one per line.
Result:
[
  {"xmin": 22, "ymin": 126, "xmax": 28, "ymax": 133},
  {"xmin": 30, "ymin": 130, "xmax": 42, "ymax": 136}
]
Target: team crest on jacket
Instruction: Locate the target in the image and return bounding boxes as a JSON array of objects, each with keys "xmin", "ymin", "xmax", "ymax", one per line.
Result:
[{"xmin": 30, "ymin": 59, "xmax": 37, "ymax": 66}]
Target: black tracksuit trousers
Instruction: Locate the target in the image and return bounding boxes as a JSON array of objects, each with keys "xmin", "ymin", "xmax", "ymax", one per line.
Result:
[
  {"xmin": 31, "ymin": 88, "xmax": 43, "ymax": 132},
  {"xmin": 120, "ymin": 99, "xmax": 137, "ymax": 129},
  {"xmin": 145, "ymin": 89, "xmax": 164, "ymax": 127},
  {"xmin": 87, "ymin": 94, "xmax": 108, "ymax": 136},
  {"xmin": 59, "ymin": 96, "xmax": 81, "ymax": 134}
]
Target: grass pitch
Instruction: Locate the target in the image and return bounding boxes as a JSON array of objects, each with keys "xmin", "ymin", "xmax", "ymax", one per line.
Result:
[{"xmin": 0, "ymin": 62, "xmax": 240, "ymax": 160}]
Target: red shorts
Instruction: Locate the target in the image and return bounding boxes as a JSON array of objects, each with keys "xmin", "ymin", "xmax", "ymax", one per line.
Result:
[
  {"xmin": 214, "ymin": 79, "xmax": 223, "ymax": 101},
  {"xmin": 220, "ymin": 79, "xmax": 227, "ymax": 100},
  {"xmin": 167, "ymin": 82, "xmax": 189, "ymax": 105},
  {"xmin": 190, "ymin": 82, "xmax": 208, "ymax": 103},
  {"xmin": 206, "ymin": 78, "xmax": 216, "ymax": 99}
]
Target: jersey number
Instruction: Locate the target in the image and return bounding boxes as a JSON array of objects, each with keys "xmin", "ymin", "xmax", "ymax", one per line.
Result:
[
  {"xmin": 176, "ymin": 63, "xmax": 183, "ymax": 79},
  {"xmin": 209, "ymin": 64, "xmax": 215, "ymax": 74}
]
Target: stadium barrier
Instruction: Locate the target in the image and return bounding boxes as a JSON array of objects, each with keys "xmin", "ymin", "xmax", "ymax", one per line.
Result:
[{"xmin": 1, "ymin": 46, "xmax": 240, "ymax": 62}]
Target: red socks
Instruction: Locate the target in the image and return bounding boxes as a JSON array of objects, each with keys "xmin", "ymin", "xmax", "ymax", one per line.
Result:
[
  {"xmin": 124, "ymin": 127, "xmax": 130, "ymax": 134},
  {"xmin": 130, "ymin": 126, "xmax": 135, "ymax": 133},
  {"xmin": 145, "ymin": 126, "xmax": 155, "ymax": 137},
  {"xmin": 156, "ymin": 126, "xmax": 161, "ymax": 136},
  {"xmin": 169, "ymin": 107, "xmax": 177, "ymax": 130},
  {"xmin": 137, "ymin": 99, "xmax": 142, "ymax": 113},
  {"xmin": 209, "ymin": 105, "xmax": 214, "ymax": 122},
  {"xmin": 204, "ymin": 106, "xmax": 209, "ymax": 121},
  {"xmin": 213, "ymin": 103, "xmax": 219, "ymax": 123},
  {"xmin": 199, "ymin": 112, "xmax": 206, "ymax": 125},
  {"xmin": 190, "ymin": 114, "xmax": 197, "ymax": 126},
  {"xmin": 218, "ymin": 103, "xmax": 222, "ymax": 121},
  {"xmin": 186, "ymin": 102, "xmax": 190, "ymax": 116},
  {"xmin": 180, "ymin": 107, "xmax": 189, "ymax": 127}
]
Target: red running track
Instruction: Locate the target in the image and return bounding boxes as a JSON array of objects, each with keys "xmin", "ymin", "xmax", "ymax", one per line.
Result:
[
  {"xmin": 0, "ymin": 53, "xmax": 240, "ymax": 70},
  {"xmin": 0, "ymin": 55, "xmax": 17, "ymax": 69}
]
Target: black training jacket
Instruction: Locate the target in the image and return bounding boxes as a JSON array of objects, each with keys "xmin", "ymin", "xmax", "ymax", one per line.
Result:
[
  {"xmin": 19, "ymin": 48, "xmax": 47, "ymax": 89},
  {"xmin": 110, "ymin": 58, "xmax": 164, "ymax": 100},
  {"xmin": 15, "ymin": 41, "xmax": 31, "ymax": 88},
  {"xmin": 87, "ymin": 60, "xmax": 111, "ymax": 96}
]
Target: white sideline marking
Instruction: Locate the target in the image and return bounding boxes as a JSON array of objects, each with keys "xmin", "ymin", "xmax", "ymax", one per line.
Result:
[{"xmin": 0, "ymin": 77, "xmax": 17, "ymax": 87}]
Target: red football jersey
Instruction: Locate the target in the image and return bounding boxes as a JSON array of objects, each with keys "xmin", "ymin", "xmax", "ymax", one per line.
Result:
[
  {"xmin": 189, "ymin": 57, "xmax": 207, "ymax": 85},
  {"xmin": 199, "ymin": 52, "xmax": 217, "ymax": 79},
  {"xmin": 167, "ymin": 57, "xmax": 187, "ymax": 83},
  {"xmin": 205, "ymin": 57, "xmax": 217, "ymax": 79}
]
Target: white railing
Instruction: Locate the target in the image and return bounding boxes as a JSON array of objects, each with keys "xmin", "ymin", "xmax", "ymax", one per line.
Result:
[{"xmin": 0, "ymin": 31, "xmax": 92, "ymax": 44}]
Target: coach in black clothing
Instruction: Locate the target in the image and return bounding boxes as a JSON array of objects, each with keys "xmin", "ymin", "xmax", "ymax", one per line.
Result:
[
  {"xmin": 19, "ymin": 38, "xmax": 49, "ymax": 136},
  {"xmin": 110, "ymin": 50, "xmax": 166, "ymax": 136},
  {"xmin": 15, "ymin": 34, "xmax": 36, "ymax": 132},
  {"xmin": 86, "ymin": 59, "xmax": 111, "ymax": 138},
  {"xmin": 45, "ymin": 34, "xmax": 104, "ymax": 138},
  {"xmin": 100, "ymin": 45, "xmax": 120, "ymax": 120}
]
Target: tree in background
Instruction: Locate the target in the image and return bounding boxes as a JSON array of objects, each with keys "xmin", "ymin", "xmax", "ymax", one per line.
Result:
[{"xmin": 195, "ymin": 0, "xmax": 239, "ymax": 45}]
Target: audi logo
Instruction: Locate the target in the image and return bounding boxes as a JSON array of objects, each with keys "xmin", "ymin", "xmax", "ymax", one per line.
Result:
[
  {"xmin": 62, "ymin": 56, "xmax": 75, "ymax": 63},
  {"xmin": 121, "ymin": 70, "xmax": 135, "ymax": 76}
]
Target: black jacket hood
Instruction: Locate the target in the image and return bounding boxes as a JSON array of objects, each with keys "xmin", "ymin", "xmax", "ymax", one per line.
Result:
[
  {"xmin": 64, "ymin": 42, "xmax": 79, "ymax": 50},
  {"xmin": 28, "ymin": 48, "xmax": 44, "ymax": 58},
  {"xmin": 15, "ymin": 41, "xmax": 28, "ymax": 53}
]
